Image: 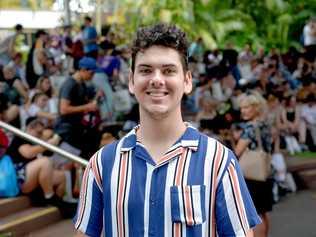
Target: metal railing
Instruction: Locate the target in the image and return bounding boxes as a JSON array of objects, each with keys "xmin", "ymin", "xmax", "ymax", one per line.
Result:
[{"xmin": 0, "ymin": 121, "xmax": 88, "ymax": 167}]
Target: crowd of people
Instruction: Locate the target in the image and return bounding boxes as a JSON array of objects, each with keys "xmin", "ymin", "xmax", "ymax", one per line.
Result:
[{"xmin": 0, "ymin": 15, "xmax": 315, "ymax": 236}]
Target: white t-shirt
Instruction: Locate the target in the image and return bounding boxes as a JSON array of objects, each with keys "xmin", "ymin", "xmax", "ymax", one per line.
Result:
[
  {"xmin": 303, "ymin": 24, "xmax": 316, "ymax": 46},
  {"xmin": 301, "ymin": 104, "xmax": 316, "ymax": 125}
]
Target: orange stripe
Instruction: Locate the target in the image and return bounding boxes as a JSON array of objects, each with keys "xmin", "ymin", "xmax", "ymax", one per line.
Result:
[
  {"xmin": 174, "ymin": 149, "xmax": 186, "ymax": 185},
  {"xmin": 228, "ymin": 164, "xmax": 248, "ymax": 231},
  {"xmin": 184, "ymin": 186, "xmax": 194, "ymax": 225},
  {"xmin": 172, "ymin": 148, "xmax": 188, "ymax": 237},
  {"xmin": 91, "ymin": 153, "xmax": 102, "ymax": 191},
  {"xmin": 117, "ymin": 152, "xmax": 128, "ymax": 237},
  {"xmin": 75, "ymin": 163, "xmax": 90, "ymax": 228},
  {"xmin": 174, "ymin": 223, "xmax": 181, "ymax": 237},
  {"xmin": 158, "ymin": 147, "xmax": 183, "ymax": 165},
  {"xmin": 210, "ymin": 142, "xmax": 223, "ymax": 237}
]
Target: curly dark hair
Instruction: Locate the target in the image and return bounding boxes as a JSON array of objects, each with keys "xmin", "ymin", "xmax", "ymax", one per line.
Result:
[{"xmin": 131, "ymin": 23, "xmax": 189, "ymax": 72}]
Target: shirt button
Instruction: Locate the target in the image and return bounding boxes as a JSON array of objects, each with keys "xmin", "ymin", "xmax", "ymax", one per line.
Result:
[{"xmin": 149, "ymin": 230, "xmax": 155, "ymax": 236}]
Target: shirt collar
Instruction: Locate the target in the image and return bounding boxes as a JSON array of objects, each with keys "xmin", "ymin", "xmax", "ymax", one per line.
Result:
[{"xmin": 120, "ymin": 123, "xmax": 200, "ymax": 152}]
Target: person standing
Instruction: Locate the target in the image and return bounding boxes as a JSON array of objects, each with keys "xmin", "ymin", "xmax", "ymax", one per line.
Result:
[
  {"xmin": 74, "ymin": 24, "xmax": 260, "ymax": 237},
  {"xmin": 0, "ymin": 24, "xmax": 23, "ymax": 65},
  {"xmin": 54, "ymin": 57, "xmax": 100, "ymax": 158},
  {"xmin": 234, "ymin": 91, "xmax": 273, "ymax": 237},
  {"xmin": 82, "ymin": 16, "xmax": 98, "ymax": 59}
]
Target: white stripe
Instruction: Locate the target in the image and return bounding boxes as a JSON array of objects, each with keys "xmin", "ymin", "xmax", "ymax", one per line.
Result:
[
  {"xmin": 222, "ymin": 172, "xmax": 244, "ymax": 235},
  {"xmin": 78, "ymin": 169, "xmax": 94, "ymax": 233},
  {"xmin": 97, "ymin": 147, "xmax": 103, "ymax": 188},
  {"xmin": 144, "ymin": 164, "xmax": 155, "ymax": 237},
  {"xmin": 229, "ymin": 161, "xmax": 250, "ymax": 230},
  {"xmin": 123, "ymin": 151, "xmax": 133, "ymax": 237},
  {"xmin": 178, "ymin": 186, "xmax": 185, "ymax": 223},
  {"xmin": 191, "ymin": 185, "xmax": 203, "ymax": 224},
  {"xmin": 202, "ymin": 137, "xmax": 217, "ymax": 236},
  {"xmin": 110, "ymin": 138, "xmax": 124, "ymax": 237},
  {"xmin": 216, "ymin": 147, "xmax": 228, "ymax": 185},
  {"xmin": 181, "ymin": 150, "xmax": 192, "ymax": 237},
  {"xmin": 164, "ymin": 160, "xmax": 177, "ymax": 236}
]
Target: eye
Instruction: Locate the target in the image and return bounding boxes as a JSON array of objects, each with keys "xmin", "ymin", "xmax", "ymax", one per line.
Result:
[
  {"xmin": 139, "ymin": 68, "xmax": 152, "ymax": 74},
  {"xmin": 163, "ymin": 68, "xmax": 176, "ymax": 75}
]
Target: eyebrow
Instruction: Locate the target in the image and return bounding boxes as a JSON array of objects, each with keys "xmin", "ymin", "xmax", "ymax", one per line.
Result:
[{"xmin": 137, "ymin": 64, "xmax": 177, "ymax": 68}]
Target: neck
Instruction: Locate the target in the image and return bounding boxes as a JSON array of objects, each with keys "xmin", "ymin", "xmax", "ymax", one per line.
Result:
[
  {"xmin": 137, "ymin": 109, "xmax": 187, "ymax": 158},
  {"xmin": 73, "ymin": 72, "xmax": 83, "ymax": 82}
]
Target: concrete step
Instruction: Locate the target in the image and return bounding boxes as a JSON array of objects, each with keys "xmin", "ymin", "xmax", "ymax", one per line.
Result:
[
  {"xmin": 0, "ymin": 196, "xmax": 31, "ymax": 218},
  {"xmin": 29, "ymin": 219, "xmax": 75, "ymax": 237},
  {"xmin": 286, "ymin": 156, "xmax": 316, "ymax": 172},
  {"xmin": 299, "ymin": 169, "xmax": 316, "ymax": 189},
  {"xmin": 0, "ymin": 206, "xmax": 61, "ymax": 237}
]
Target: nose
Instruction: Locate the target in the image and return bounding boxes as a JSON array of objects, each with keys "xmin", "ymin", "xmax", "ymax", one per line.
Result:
[{"xmin": 150, "ymin": 70, "xmax": 165, "ymax": 87}]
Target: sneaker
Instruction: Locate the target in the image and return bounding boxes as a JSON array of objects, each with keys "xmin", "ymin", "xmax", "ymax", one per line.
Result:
[
  {"xmin": 299, "ymin": 144, "xmax": 309, "ymax": 152},
  {"xmin": 46, "ymin": 194, "xmax": 78, "ymax": 218}
]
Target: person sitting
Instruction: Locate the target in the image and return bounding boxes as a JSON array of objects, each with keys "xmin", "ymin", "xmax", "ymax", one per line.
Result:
[
  {"xmin": 6, "ymin": 118, "xmax": 65, "ymax": 204},
  {"xmin": 20, "ymin": 92, "xmax": 57, "ymax": 130},
  {"xmin": 278, "ymin": 95, "xmax": 307, "ymax": 153}
]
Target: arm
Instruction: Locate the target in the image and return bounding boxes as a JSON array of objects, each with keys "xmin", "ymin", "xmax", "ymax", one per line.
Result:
[
  {"xmin": 74, "ymin": 152, "xmax": 103, "ymax": 236},
  {"xmin": 59, "ymin": 98, "xmax": 97, "ymax": 115},
  {"xmin": 18, "ymin": 136, "xmax": 59, "ymax": 159},
  {"xmin": 18, "ymin": 144, "xmax": 47, "ymax": 159},
  {"xmin": 215, "ymin": 150, "xmax": 261, "ymax": 236},
  {"xmin": 246, "ymin": 229, "xmax": 254, "ymax": 237},
  {"xmin": 235, "ymin": 138, "xmax": 250, "ymax": 158},
  {"xmin": 36, "ymin": 111, "xmax": 57, "ymax": 121},
  {"xmin": 13, "ymin": 79, "xmax": 29, "ymax": 102},
  {"xmin": 74, "ymin": 231, "xmax": 89, "ymax": 237}
]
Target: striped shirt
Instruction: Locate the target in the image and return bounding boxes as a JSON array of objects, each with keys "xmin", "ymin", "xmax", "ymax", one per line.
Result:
[{"xmin": 74, "ymin": 125, "xmax": 260, "ymax": 237}]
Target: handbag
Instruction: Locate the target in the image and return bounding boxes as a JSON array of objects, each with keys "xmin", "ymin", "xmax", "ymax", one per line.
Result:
[
  {"xmin": 239, "ymin": 125, "xmax": 271, "ymax": 181},
  {"xmin": 0, "ymin": 155, "xmax": 19, "ymax": 197}
]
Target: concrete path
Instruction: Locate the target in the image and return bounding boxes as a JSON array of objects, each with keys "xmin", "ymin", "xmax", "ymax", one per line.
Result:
[{"xmin": 270, "ymin": 189, "xmax": 316, "ymax": 237}]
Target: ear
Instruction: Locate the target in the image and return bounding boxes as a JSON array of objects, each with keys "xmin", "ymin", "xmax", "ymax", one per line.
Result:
[
  {"xmin": 128, "ymin": 69, "xmax": 135, "ymax": 95},
  {"xmin": 184, "ymin": 70, "xmax": 193, "ymax": 95}
]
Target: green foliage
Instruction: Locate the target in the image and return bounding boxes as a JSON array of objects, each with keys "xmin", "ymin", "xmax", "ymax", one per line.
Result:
[{"xmin": 109, "ymin": 0, "xmax": 315, "ymax": 50}]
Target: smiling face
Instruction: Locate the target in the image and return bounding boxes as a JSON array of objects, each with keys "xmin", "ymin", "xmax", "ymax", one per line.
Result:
[
  {"xmin": 240, "ymin": 102, "xmax": 258, "ymax": 121},
  {"xmin": 129, "ymin": 45, "xmax": 192, "ymax": 120}
]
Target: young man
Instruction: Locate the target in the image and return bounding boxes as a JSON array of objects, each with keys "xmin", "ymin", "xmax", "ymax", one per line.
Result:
[
  {"xmin": 74, "ymin": 24, "xmax": 260, "ymax": 237},
  {"xmin": 54, "ymin": 57, "xmax": 100, "ymax": 158}
]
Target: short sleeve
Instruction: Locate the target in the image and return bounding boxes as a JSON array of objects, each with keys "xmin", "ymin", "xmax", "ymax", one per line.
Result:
[
  {"xmin": 28, "ymin": 105, "xmax": 40, "ymax": 117},
  {"xmin": 215, "ymin": 150, "xmax": 261, "ymax": 236},
  {"xmin": 73, "ymin": 151, "xmax": 104, "ymax": 236},
  {"xmin": 59, "ymin": 79, "xmax": 75, "ymax": 101}
]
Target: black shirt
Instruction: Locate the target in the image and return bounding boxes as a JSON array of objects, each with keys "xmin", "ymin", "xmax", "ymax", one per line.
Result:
[{"xmin": 6, "ymin": 136, "xmax": 34, "ymax": 165}]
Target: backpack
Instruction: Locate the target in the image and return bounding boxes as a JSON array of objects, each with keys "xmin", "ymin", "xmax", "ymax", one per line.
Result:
[{"xmin": 0, "ymin": 155, "xmax": 19, "ymax": 197}]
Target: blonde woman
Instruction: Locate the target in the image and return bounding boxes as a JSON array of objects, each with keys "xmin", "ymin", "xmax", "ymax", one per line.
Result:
[{"xmin": 234, "ymin": 90, "xmax": 273, "ymax": 237}]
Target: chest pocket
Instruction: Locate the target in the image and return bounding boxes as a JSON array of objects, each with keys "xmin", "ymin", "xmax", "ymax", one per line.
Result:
[{"xmin": 170, "ymin": 185, "xmax": 206, "ymax": 226}]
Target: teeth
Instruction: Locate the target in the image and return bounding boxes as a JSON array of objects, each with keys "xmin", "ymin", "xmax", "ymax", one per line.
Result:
[{"xmin": 147, "ymin": 92, "xmax": 168, "ymax": 96}]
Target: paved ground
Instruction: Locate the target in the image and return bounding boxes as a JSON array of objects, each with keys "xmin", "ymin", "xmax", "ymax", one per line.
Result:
[
  {"xmin": 27, "ymin": 189, "xmax": 316, "ymax": 237},
  {"xmin": 270, "ymin": 189, "xmax": 316, "ymax": 237}
]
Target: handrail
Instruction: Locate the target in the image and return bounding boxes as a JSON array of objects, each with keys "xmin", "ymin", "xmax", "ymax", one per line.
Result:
[{"xmin": 0, "ymin": 121, "xmax": 88, "ymax": 167}]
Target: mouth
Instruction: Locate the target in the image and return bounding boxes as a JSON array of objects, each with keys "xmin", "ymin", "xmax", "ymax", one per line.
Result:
[{"xmin": 146, "ymin": 91, "xmax": 169, "ymax": 97}]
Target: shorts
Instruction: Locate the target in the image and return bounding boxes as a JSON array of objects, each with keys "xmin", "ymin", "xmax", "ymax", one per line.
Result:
[{"xmin": 14, "ymin": 162, "xmax": 27, "ymax": 186}]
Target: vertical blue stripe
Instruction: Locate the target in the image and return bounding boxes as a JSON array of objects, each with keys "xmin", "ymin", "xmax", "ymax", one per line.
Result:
[
  {"xmin": 170, "ymin": 186, "xmax": 181, "ymax": 221},
  {"xmin": 86, "ymin": 181, "xmax": 104, "ymax": 236},
  {"xmin": 215, "ymin": 181, "xmax": 235, "ymax": 236},
  {"xmin": 102, "ymin": 142, "xmax": 118, "ymax": 237},
  {"xmin": 128, "ymin": 156, "xmax": 147, "ymax": 236},
  {"xmin": 148, "ymin": 164, "xmax": 168, "ymax": 237}
]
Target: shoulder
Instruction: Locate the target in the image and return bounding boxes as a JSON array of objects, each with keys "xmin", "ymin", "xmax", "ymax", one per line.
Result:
[
  {"xmin": 60, "ymin": 77, "xmax": 76, "ymax": 91},
  {"xmin": 202, "ymin": 134, "xmax": 239, "ymax": 179}
]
